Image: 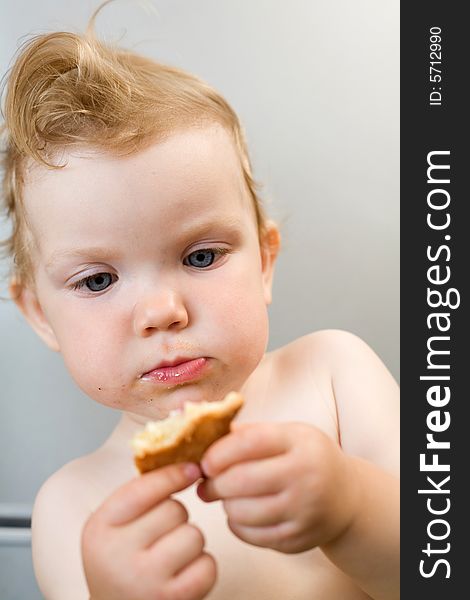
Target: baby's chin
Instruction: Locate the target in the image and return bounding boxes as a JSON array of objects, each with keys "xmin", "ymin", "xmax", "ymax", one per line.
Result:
[{"xmin": 91, "ymin": 380, "xmax": 240, "ymax": 421}]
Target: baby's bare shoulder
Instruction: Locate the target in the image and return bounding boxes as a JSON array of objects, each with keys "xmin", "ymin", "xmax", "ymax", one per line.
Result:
[
  {"xmin": 261, "ymin": 331, "xmax": 358, "ymax": 436},
  {"xmin": 271, "ymin": 329, "xmax": 369, "ymax": 383},
  {"xmin": 32, "ymin": 461, "xmax": 92, "ymax": 599},
  {"xmin": 273, "ymin": 328, "xmax": 360, "ymax": 360},
  {"xmin": 276, "ymin": 328, "xmax": 395, "ymax": 382},
  {"xmin": 278, "ymin": 328, "xmax": 364, "ymax": 354},
  {"xmin": 316, "ymin": 330, "xmax": 399, "ymax": 474},
  {"xmin": 31, "ymin": 454, "xmax": 108, "ymax": 600},
  {"xmin": 275, "ymin": 330, "xmax": 399, "ymax": 474},
  {"xmin": 34, "ymin": 453, "xmax": 98, "ymax": 512}
]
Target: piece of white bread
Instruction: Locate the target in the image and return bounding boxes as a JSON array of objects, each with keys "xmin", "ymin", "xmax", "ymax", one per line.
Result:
[{"xmin": 132, "ymin": 392, "xmax": 244, "ymax": 473}]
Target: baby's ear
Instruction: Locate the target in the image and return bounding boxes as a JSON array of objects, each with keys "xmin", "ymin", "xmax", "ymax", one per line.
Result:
[
  {"xmin": 10, "ymin": 278, "xmax": 60, "ymax": 352},
  {"xmin": 260, "ymin": 220, "xmax": 281, "ymax": 305}
]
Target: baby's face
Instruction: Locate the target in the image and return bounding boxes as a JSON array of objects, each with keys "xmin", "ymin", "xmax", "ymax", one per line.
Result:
[{"xmin": 21, "ymin": 124, "xmax": 277, "ymax": 421}]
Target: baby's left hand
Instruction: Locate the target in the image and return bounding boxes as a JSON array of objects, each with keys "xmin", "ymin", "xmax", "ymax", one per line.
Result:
[{"xmin": 197, "ymin": 422, "xmax": 360, "ymax": 554}]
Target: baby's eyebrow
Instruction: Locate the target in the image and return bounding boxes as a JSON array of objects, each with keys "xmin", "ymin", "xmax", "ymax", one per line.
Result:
[
  {"xmin": 176, "ymin": 216, "xmax": 244, "ymax": 239},
  {"xmin": 45, "ymin": 247, "xmax": 119, "ymax": 270}
]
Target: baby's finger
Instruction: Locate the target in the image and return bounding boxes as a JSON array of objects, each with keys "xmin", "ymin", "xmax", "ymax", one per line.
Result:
[
  {"xmin": 198, "ymin": 453, "xmax": 291, "ymax": 501},
  {"xmin": 167, "ymin": 553, "xmax": 217, "ymax": 600},
  {"xmin": 149, "ymin": 523, "xmax": 206, "ymax": 577},
  {"xmin": 227, "ymin": 519, "xmax": 296, "ymax": 549},
  {"xmin": 99, "ymin": 463, "xmax": 201, "ymax": 526},
  {"xmin": 127, "ymin": 498, "xmax": 189, "ymax": 547},
  {"xmin": 201, "ymin": 422, "xmax": 288, "ymax": 477},
  {"xmin": 222, "ymin": 492, "xmax": 289, "ymax": 527}
]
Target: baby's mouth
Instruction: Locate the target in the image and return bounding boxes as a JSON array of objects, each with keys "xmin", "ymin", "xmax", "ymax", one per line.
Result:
[{"xmin": 140, "ymin": 357, "xmax": 210, "ymax": 385}]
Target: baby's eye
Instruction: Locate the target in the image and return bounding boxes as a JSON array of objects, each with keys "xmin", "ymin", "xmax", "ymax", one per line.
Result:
[
  {"xmin": 71, "ymin": 272, "xmax": 117, "ymax": 292},
  {"xmin": 184, "ymin": 248, "xmax": 229, "ymax": 269}
]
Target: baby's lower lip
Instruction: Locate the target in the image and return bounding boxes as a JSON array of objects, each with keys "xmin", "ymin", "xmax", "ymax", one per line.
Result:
[{"xmin": 141, "ymin": 357, "xmax": 209, "ymax": 384}]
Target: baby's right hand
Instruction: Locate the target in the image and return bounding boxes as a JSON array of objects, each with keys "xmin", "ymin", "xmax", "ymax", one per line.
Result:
[{"xmin": 81, "ymin": 463, "xmax": 216, "ymax": 600}]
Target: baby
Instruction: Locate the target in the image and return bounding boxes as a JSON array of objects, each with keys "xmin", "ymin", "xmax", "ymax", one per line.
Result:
[{"xmin": 0, "ymin": 11, "xmax": 399, "ymax": 600}]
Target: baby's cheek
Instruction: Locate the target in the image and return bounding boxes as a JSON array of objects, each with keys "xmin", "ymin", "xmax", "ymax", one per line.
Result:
[
  {"xmin": 214, "ymin": 288, "xmax": 269, "ymax": 365},
  {"xmin": 59, "ymin": 332, "xmax": 124, "ymax": 401}
]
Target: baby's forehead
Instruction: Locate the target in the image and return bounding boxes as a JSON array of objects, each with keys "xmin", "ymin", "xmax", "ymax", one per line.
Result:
[
  {"xmin": 23, "ymin": 124, "xmax": 248, "ymax": 201},
  {"xmin": 21, "ymin": 125, "xmax": 258, "ymax": 245}
]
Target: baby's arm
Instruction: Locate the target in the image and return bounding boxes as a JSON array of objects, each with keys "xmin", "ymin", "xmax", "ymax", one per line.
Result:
[{"xmin": 316, "ymin": 330, "xmax": 399, "ymax": 600}]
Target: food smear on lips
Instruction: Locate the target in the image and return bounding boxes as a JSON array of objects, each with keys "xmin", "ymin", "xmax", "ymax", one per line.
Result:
[{"xmin": 141, "ymin": 357, "xmax": 208, "ymax": 384}]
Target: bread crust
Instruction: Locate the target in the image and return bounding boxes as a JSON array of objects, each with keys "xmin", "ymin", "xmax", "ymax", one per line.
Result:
[{"xmin": 133, "ymin": 392, "xmax": 244, "ymax": 473}]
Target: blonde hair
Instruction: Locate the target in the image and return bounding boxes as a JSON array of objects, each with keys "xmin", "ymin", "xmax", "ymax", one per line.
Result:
[{"xmin": 0, "ymin": 2, "xmax": 269, "ymax": 287}]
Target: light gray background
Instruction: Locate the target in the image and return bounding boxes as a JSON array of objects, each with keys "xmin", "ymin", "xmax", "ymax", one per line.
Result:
[{"xmin": 0, "ymin": 0, "xmax": 399, "ymax": 503}]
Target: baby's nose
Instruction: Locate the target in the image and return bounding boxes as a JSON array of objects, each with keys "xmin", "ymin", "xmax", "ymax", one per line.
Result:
[{"xmin": 133, "ymin": 288, "xmax": 189, "ymax": 336}]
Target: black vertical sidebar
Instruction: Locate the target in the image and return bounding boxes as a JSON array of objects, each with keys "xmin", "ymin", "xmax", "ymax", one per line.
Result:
[{"xmin": 401, "ymin": 2, "xmax": 467, "ymax": 598}]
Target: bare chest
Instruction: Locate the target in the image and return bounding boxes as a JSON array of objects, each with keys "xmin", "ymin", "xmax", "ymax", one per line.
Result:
[{"xmin": 177, "ymin": 488, "xmax": 371, "ymax": 600}]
